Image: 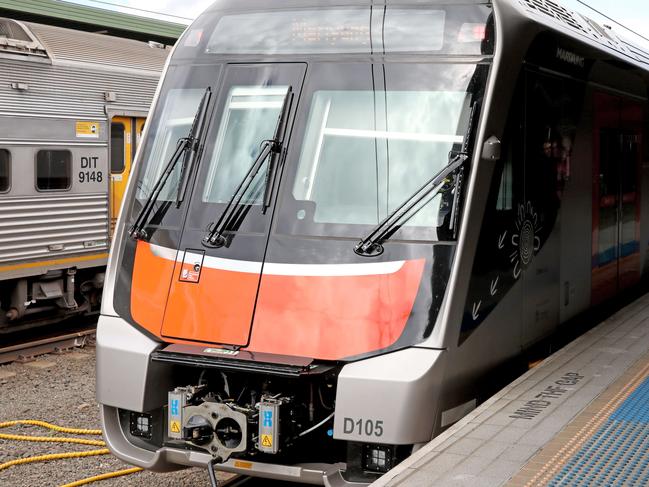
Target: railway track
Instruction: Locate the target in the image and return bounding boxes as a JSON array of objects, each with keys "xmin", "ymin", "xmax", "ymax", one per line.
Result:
[{"xmin": 0, "ymin": 327, "xmax": 95, "ymax": 365}]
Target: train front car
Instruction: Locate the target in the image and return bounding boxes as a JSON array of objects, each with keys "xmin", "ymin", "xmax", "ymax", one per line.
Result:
[{"xmin": 97, "ymin": 1, "xmax": 494, "ymax": 484}]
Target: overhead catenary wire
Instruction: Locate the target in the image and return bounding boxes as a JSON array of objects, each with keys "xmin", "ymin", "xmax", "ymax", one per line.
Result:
[
  {"xmin": 0, "ymin": 420, "xmax": 143, "ymax": 485},
  {"xmin": 64, "ymin": 0, "xmax": 194, "ymax": 22},
  {"xmin": 576, "ymin": 0, "xmax": 649, "ymax": 44}
]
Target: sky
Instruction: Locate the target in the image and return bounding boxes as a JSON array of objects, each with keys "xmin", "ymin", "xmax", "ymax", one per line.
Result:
[{"xmin": 66, "ymin": 0, "xmax": 649, "ymax": 46}]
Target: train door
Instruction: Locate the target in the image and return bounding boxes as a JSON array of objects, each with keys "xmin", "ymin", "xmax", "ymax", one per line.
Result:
[
  {"xmin": 159, "ymin": 64, "xmax": 306, "ymax": 346},
  {"xmin": 109, "ymin": 116, "xmax": 133, "ymax": 232},
  {"xmin": 592, "ymin": 93, "xmax": 642, "ymax": 303},
  {"xmin": 521, "ymin": 71, "xmax": 583, "ymax": 345},
  {"xmin": 135, "ymin": 118, "xmax": 146, "ymax": 151}
]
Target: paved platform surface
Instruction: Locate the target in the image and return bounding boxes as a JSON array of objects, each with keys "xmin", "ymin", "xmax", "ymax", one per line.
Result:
[{"xmin": 373, "ymin": 293, "xmax": 649, "ymax": 487}]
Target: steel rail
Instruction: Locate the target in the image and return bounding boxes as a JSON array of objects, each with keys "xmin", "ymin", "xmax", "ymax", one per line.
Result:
[{"xmin": 0, "ymin": 328, "xmax": 95, "ymax": 365}]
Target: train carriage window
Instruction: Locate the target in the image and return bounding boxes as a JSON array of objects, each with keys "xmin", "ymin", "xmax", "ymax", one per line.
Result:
[
  {"xmin": 0, "ymin": 149, "xmax": 9, "ymax": 192},
  {"xmin": 36, "ymin": 150, "xmax": 71, "ymax": 191},
  {"xmin": 111, "ymin": 122, "xmax": 126, "ymax": 173}
]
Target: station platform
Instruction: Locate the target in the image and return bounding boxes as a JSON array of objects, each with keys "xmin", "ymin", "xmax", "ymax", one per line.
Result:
[{"xmin": 373, "ymin": 292, "xmax": 649, "ymax": 487}]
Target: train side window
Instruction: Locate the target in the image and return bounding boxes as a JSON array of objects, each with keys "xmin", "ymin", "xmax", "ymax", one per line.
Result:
[
  {"xmin": 0, "ymin": 149, "xmax": 10, "ymax": 192},
  {"xmin": 111, "ymin": 122, "xmax": 125, "ymax": 173},
  {"xmin": 36, "ymin": 150, "xmax": 71, "ymax": 191}
]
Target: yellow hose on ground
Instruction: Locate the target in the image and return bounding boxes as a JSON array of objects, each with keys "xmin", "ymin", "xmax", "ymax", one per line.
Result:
[
  {"xmin": 0, "ymin": 420, "xmax": 143, "ymax": 485},
  {"xmin": 60, "ymin": 467, "xmax": 144, "ymax": 487},
  {"xmin": 0, "ymin": 433, "xmax": 105, "ymax": 447},
  {"xmin": 0, "ymin": 449, "xmax": 110, "ymax": 471},
  {"xmin": 0, "ymin": 420, "xmax": 102, "ymax": 435}
]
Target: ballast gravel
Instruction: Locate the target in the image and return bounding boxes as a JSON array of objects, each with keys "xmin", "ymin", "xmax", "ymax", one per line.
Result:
[{"xmin": 0, "ymin": 345, "xmax": 229, "ymax": 487}]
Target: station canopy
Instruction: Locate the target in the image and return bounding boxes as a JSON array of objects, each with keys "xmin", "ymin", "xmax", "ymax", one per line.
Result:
[{"xmin": 0, "ymin": 0, "xmax": 185, "ymax": 44}]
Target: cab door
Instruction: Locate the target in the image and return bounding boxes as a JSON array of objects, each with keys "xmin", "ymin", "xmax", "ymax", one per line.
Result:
[
  {"xmin": 160, "ymin": 63, "xmax": 306, "ymax": 347},
  {"xmin": 109, "ymin": 116, "xmax": 133, "ymax": 232}
]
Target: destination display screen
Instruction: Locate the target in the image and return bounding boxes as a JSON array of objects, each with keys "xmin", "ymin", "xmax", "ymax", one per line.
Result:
[
  {"xmin": 203, "ymin": 5, "xmax": 492, "ymax": 56},
  {"xmin": 206, "ymin": 8, "xmax": 373, "ymax": 54}
]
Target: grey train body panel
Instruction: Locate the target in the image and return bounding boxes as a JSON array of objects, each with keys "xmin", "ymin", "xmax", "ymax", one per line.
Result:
[
  {"xmin": 436, "ymin": 0, "xmax": 649, "ymax": 431},
  {"xmin": 96, "ymin": 0, "xmax": 649, "ymax": 484},
  {"xmin": 0, "ymin": 17, "xmax": 167, "ymax": 329}
]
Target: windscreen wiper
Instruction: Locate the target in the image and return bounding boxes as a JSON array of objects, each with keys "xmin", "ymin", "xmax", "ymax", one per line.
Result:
[
  {"xmin": 177, "ymin": 87, "xmax": 212, "ymax": 207},
  {"xmin": 129, "ymin": 87, "xmax": 211, "ymax": 241},
  {"xmin": 202, "ymin": 87, "xmax": 293, "ymax": 248},
  {"xmin": 354, "ymin": 153, "xmax": 468, "ymax": 257}
]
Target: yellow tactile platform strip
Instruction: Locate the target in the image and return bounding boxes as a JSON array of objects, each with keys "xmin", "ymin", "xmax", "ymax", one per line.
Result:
[{"xmin": 506, "ymin": 352, "xmax": 649, "ymax": 487}]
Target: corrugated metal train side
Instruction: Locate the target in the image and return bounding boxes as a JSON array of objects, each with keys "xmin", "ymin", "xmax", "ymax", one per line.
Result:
[{"xmin": 0, "ymin": 17, "xmax": 169, "ymax": 331}]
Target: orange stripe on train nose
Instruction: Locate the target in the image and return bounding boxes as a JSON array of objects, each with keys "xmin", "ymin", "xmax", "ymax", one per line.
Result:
[
  {"xmin": 161, "ymin": 267, "xmax": 259, "ymax": 345},
  {"xmin": 247, "ymin": 259, "xmax": 426, "ymax": 360},
  {"xmin": 131, "ymin": 240, "xmax": 177, "ymax": 335},
  {"xmin": 132, "ymin": 241, "xmax": 426, "ymax": 359}
]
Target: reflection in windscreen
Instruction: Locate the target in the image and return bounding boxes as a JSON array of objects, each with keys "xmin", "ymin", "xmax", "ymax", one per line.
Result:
[
  {"xmin": 203, "ymin": 86, "xmax": 288, "ymax": 204},
  {"xmin": 293, "ymin": 90, "xmax": 470, "ymax": 226},
  {"xmin": 137, "ymin": 89, "xmax": 203, "ymax": 201}
]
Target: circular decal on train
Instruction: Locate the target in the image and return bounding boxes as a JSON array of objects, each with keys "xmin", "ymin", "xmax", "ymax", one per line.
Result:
[{"xmin": 510, "ymin": 202, "xmax": 541, "ymax": 279}]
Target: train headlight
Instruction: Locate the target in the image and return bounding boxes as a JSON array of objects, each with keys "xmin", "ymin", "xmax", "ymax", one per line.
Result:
[
  {"xmin": 129, "ymin": 412, "xmax": 153, "ymax": 439},
  {"xmin": 362, "ymin": 444, "xmax": 395, "ymax": 473}
]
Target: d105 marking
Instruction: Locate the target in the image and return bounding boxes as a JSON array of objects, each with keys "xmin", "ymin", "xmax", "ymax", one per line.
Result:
[{"xmin": 343, "ymin": 418, "xmax": 384, "ymax": 437}]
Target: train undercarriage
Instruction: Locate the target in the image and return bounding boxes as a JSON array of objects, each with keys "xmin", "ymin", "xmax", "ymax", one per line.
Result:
[{"xmin": 0, "ymin": 267, "xmax": 105, "ymax": 332}]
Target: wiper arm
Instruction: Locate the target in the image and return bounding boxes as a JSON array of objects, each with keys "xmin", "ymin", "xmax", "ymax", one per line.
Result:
[
  {"xmin": 177, "ymin": 87, "xmax": 212, "ymax": 207},
  {"xmin": 129, "ymin": 87, "xmax": 211, "ymax": 241},
  {"xmin": 129, "ymin": 137, "xmax": 191, "ymax": 240},
  {"xmin": 354, "ymin": 153, "xmax": 468, "ymax": 256},
  {"xmin": 202, "ymin": 87, "xmax": 294, "ymax": 248}
]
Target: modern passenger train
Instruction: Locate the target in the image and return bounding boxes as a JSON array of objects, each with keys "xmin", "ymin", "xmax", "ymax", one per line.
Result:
[
  {"xmin": 96, "ymin": 0, "xmax": 649, "ymax": 485},
  {"xmin": 0, "ymin": 18, "xmax": 168, "ymax": 332}
]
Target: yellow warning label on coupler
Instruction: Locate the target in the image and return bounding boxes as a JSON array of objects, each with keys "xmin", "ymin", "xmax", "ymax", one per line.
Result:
[
  {"xmin": 260, "ymin": 434, "xmax": 273, "ymax": 448},
  {"xmin": 170, "ymin": 421, "xmax": 181, "ymax": 434},
  {"xmin": 76, "ymin": 121, "xmax": 100, "ymax": 138}
]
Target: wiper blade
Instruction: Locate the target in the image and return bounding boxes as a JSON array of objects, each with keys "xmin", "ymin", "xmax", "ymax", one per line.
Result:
[
  {"xmin": 354, "ymin": 153, "xmax": 468, "ymax": 256},
  {"xmin": 203, "ymin": 87, "xmax": 294, "ymax": 248},
  {"xmin": 177, "ymin": 87, "xmax": 212, "ymax": 207},
  {"xmin": 129, "ymin": 137, "xmax": 191, "ymax": 240},
  {"xmin": 129, "ymin": 87, "xmax": 211, "ymax": 241}
]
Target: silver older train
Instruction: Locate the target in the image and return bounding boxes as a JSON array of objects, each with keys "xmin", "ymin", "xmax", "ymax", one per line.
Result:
[
  {"xmin": 97, "ymin": 0, "xmax": 649, "ymax": 485},
  {"xmin": 0, "ymin": 18, "xmax": 168, "ymax": 332}
]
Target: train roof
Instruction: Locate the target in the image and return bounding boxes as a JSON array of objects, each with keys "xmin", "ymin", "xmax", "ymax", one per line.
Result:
[
  {"xmin": 0, "ymin": 17, "xmax": 169, "ymax": 75},
  {"xmin": 199, "ymin": 0, "xmax": 649, "ymax": 75},
  {"xmin": 504, "ymin": 0, "xmax": 649, "ymax": 73}
]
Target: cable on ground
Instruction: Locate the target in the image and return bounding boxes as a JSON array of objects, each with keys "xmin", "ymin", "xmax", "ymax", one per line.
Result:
[{"xmin": 0, "ymin": 420, "xmax": 143, "ymax": 485}]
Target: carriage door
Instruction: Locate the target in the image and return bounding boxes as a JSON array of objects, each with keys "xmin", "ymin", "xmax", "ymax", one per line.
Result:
[
  {"xmin": 109, "ymin": 117, "xmax": 133, "ymax": 233},
  {"xmin": 592, "ymin": 93, "xmax": 642, "ymax": 303},
  {"xmin": 135, "ymin": 118, "xmax": 146, "ymax": 152}
]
